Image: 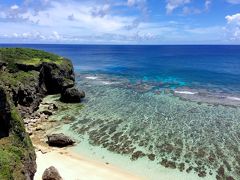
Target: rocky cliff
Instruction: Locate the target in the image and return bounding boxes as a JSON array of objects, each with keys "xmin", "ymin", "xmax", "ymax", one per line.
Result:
[{"xmin": 0, "ymin": 48, "xmax": 78, "ymax": 179}]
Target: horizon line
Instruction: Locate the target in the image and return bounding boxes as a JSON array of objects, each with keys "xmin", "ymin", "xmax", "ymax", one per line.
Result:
[{"xmin": 1, "ymin": 43, "xmax": 240, "ymax": 46}]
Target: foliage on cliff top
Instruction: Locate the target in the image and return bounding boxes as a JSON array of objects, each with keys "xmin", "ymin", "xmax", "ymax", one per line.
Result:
[{"xmin": 0, "ymin": 48, "xmax": 66, "ymax": 66}]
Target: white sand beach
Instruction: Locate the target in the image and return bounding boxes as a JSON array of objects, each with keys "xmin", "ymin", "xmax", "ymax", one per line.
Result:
[{"xmin": 34, "ymin": 149, "xmax": 143, "ymax": 180}]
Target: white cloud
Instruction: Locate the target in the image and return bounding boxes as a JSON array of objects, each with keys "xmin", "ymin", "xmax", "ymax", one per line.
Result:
[
  {"xmin": 91, "ymin": 4, "xmax": 110, "ymax": 17},
  {"xmin": 0, "ymin": 0, "xmax": 229, "ymax": 44},
  {"xmin": 0, "ymin": 1, "xmax": 143, "ymax": 43},
  {"xmin": 9, "ymin": 32, "xmax": 46, "ymax": 40},
  {"xmin": 18, "ymin": 1, "xmax": 132, "ymax": 33},
  {"xmin": 205, "ymin": 0, "xmax": 211, "ymax": 11},
  {"xmin": 127, "ymin": 0, "xmax": 146, "ymax": 7},
  {"xmin": 4, "ymin": 31, "xmax": 65, "ymax": 41},
  {"xmin": 182, "ymin": 0, "xmax": 211, "ymax": 15},
  {"xmin": 226, "ymin": 13, "xmax": 240, "ymax": 25},
  {"xmin": 11, "ymin": 5, "xmax": 19, "ymax": 10},
  {"xmin": 225, "ymin": 13, "xmax": 240, "ymax": 40},
  {"xmin": 166, "ymin": 0, "xmax": 191, "ymax": 14},
  {"xmin": 226, "ymin": 0, "xmax": 240, "ymax": 4},
  {"xmin": 52, "ymin": 31, "xmax": 61, "ymax": 40}
]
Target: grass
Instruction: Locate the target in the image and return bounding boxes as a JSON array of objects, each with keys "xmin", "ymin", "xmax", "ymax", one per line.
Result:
[
  {"xmin": 0, "ymin": 48, "xmax": 65, "ymax": 67},
  {"xmin": 0, "ymin": 71, "xmax": 39, "ymax": 88}
]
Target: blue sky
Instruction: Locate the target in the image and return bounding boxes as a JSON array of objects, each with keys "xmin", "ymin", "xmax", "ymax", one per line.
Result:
[{"xmin": 0, "ymin": 0, "xmax": 240, "ymax": 44}]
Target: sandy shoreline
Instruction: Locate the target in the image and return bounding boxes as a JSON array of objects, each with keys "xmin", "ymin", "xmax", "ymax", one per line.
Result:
[
  {"xmin": 29, "ymin": 98, "xmax": 143, "ymax": 180},
  {"xmin": 34, "ymin": 146, "xmax": 143, "ymax": 180},
  {"xmin": 30, "ymin": 95, "xmax": 213, "ymax": 180}
]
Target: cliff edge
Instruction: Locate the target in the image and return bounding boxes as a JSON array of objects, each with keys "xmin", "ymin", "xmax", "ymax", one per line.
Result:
[{"xmin": 0, "ymin": 48, "xmax": 78, "ymax": 180}]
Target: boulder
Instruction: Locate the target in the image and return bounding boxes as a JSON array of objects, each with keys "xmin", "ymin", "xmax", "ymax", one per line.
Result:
[
  {"xmin": 40, "ymin": 62, "xmax": 75, "ymax": 94},
  {"xmin": 60, "ymin": 87, "xmax": 85, "ymax": 103},
  {"xmin": 42, "ymin": 166, "xmax": 63, "ymax": 180},
  {"xmin": 47, "ymin": 133, "xmax": 75, "ymax": 147}
]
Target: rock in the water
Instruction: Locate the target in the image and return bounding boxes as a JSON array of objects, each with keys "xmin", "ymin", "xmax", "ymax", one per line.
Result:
[
  {"xmin": 42, "ymin": 166, "xmax": 63, "ymax": 180},
  {"xmin": 47, "ymin": 133, "xmax": 75, "ymax": 147},
  {"xmin": 60, "ymin": 87, "xmax": 85, "ymax": 103},
  {"xmin": 131, "ymin": 151, "xmax": 146, "ymax": 161}
]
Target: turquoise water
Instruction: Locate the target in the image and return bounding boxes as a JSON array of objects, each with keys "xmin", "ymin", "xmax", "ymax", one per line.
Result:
[
  {"xmin": 64, "ymin": 73, "xmax": 239, "ymax": 179},
  {"xmin": 2, "ymin": 44, "xmax": 240, "ymax": 179}
]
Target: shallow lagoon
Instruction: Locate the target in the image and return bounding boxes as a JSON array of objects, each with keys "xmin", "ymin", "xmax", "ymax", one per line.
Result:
[{"xmin": 48, "ymin": 72, "xmax": 240, "ymax": 180}]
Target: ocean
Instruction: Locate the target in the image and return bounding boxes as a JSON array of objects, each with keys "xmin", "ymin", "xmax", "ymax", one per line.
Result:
[
  {"xmin": 1, "ymin": 44, "xmax": 240, "ymax": 179},
  {"xmin": 1, "ymin": 44, "xmax": 240, "ymax": 94}
]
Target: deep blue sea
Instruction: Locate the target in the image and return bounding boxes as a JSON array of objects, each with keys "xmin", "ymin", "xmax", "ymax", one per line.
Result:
[
  {"xmin": 1, "ymin": 44, "xmax": 240, "ymax": 95},
  {"xmin": 1, "ymin": 44, "xmax": 240, "ymax": 179}
]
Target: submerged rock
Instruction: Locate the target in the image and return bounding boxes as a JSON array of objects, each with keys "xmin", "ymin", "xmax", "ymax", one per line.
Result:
[
  {"xmin": 131, "ymin": 151, "xmax": 146, "ymax": 161},
  {"xmin": 147, "ymin": 153, "xmax": 156, "ymax": 161},
  {"xmin": 47, "ymin": 133, "xmax": 75, "ymax": 147},
  {"xmin": 160, "ymin": 159, "xmax": 177, "ymax": 169},
  {"xmin": 42, "ymin": 166, "xmax": 63, "ymax": 180},
  {"xmin": 60, "ymin": 87, "xmax": 85, "ymax": 103}
]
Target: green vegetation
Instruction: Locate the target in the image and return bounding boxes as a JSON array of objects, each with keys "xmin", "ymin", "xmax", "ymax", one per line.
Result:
[
  {"xmin": 0, "ymin": 97, "xmax": 34, "ymax": 180},
  {"xmin": 0, "ymin": 70, "xmax": 39, "ymax": 90},
  {"xmin": 0, "ymin": 48, "xmax": 65, "ymax": 68}
]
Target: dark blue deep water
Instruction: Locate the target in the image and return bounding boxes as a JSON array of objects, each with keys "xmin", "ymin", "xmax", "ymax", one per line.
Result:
[{"xmin": 1, "ymin": 44, "xmax": 240, "ymax": 94}]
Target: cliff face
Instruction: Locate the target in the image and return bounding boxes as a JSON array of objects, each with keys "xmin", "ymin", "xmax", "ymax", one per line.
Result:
[
  {"xmin": 0, "ymin": 48, "xmax": 75, "ymax": 117},
  {"xmin": 0, "ymin": 87, "xmax": 36, "ymax": 180},
  {"xmin": 0, "ymin": 48, "xmax": 76, "ymax": 179}
]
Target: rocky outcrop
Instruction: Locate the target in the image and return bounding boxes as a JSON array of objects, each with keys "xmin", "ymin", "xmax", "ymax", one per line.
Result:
[
  {"xmin": 40, "ymin": 62, "xmax": 75, "ymax": 94},
  {"xmin": 47, "ymin": 133, "xmax": 75, "ymax": 147},
  {"xmin": 0, "ymin": 48, "xmax": 82, "ymax": 180},
  {"xmin": 60, "ymin": 87, "xmax": 85, "ymax": 103},
  {"xmin": 42, "ymin": 166, "xmax": 63, "ymax": 180},
  {"xmin": 0, "ymin": 48, "xmax": 80, "ymax": 118}
]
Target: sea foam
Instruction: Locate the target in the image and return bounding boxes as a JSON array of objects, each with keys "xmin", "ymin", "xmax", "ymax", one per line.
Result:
[
  {"xmin": 85, "ymin": 76, "xmax": 98, "ymax": 80},
  {"xmin": 226, "ymin": 96, "xmax": 240, "ymax": 101},
  {"xmin": 174, "ymin": 90, "xmax": 198, "ymax": 95}
]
